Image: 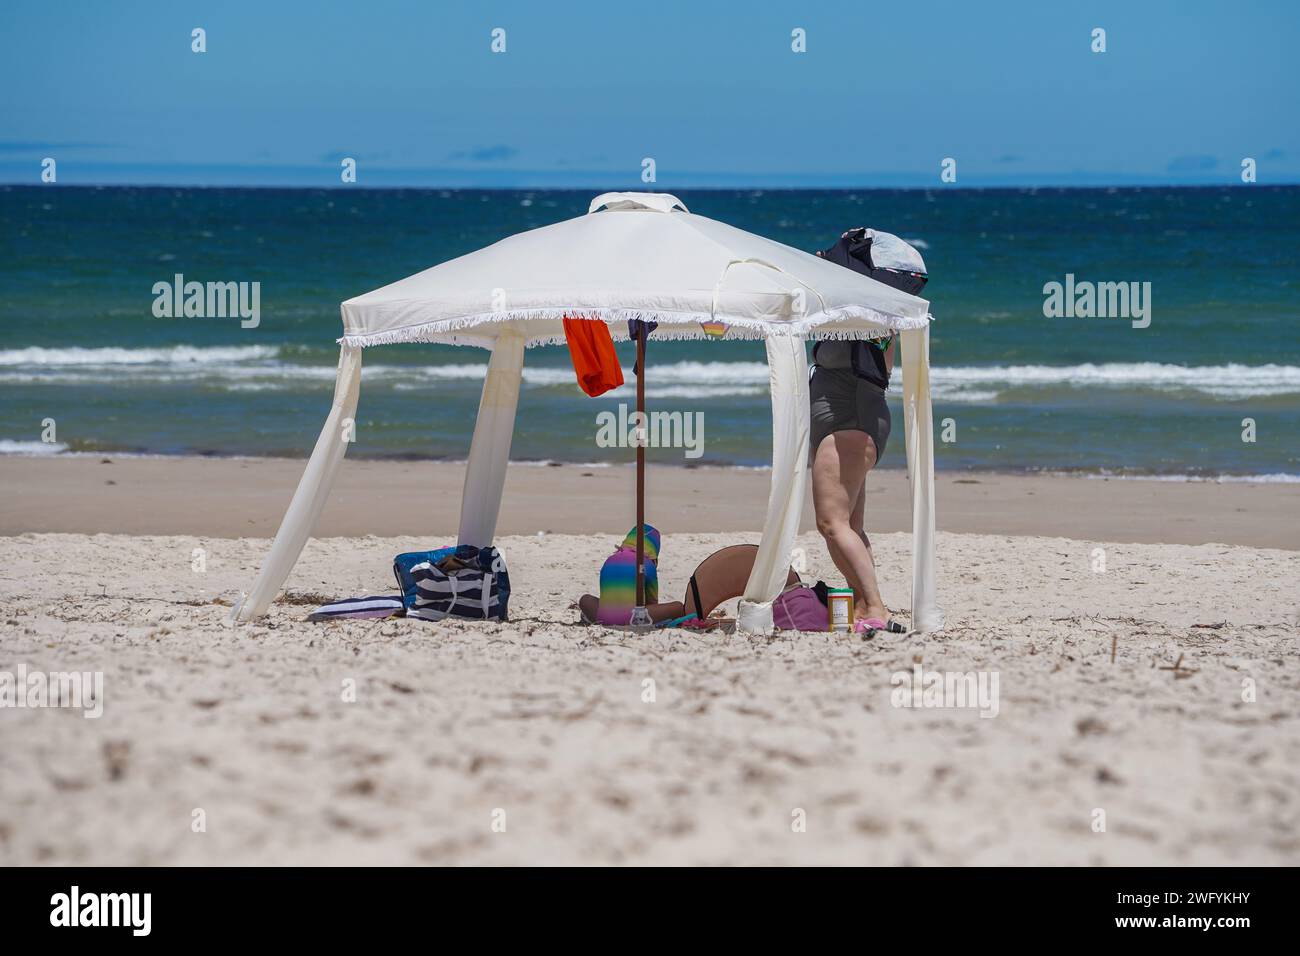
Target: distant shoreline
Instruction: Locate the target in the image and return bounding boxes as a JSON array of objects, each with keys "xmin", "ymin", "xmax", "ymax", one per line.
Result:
[{"xmin": 2, "ymin": 447, "xmax": 1298, "ymax": 484}]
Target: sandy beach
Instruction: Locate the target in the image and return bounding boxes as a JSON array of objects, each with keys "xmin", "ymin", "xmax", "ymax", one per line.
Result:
[{"xmin": 1, "ymin": 457, "xmax": 1297, "ymax": 865}]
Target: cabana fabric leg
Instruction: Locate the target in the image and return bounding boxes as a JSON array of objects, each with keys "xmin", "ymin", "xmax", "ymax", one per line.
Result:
[
  {"xmin": 230, "ymin": 345, "xmax": 363, "ymax": 622},
  {"xmin": 738, "ymin": 335, "xmax": 810, "ymax": 634},
  {"xmin": 901, "ymin": 325, "xmax": 943, "ymax": 632},
  {"xmin": 457, "ymin": 330, "xmax": 525, "ymax": 547}
]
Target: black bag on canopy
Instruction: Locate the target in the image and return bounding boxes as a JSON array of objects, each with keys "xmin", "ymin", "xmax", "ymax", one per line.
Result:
[{"xmin": 813, "ymin": 228, "xmax": 928, "ymax": 389}]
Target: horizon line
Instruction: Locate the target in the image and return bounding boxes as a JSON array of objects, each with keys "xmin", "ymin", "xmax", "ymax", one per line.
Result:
[
  {"xmin": 3, "ymin": 161, "xmax": 1295, "ymax": 191},
  {"xmin": 4, "ymin": 178, "xmax": 1297, "ymax": 192}
]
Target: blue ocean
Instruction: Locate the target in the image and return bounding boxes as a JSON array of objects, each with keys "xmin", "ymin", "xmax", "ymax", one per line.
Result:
[{"xmin": 2, "ymin": 185, "xmax": 1297, "ymax": 478}]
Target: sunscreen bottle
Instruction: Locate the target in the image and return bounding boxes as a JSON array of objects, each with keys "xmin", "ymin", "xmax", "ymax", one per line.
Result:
[{"xmin": 828, "ymin": 588, "xmax": 853, "ymax": 632}]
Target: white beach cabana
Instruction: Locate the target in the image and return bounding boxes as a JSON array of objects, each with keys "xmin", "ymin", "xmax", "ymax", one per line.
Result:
[{"xmin": 230, "ymin": 192, "xmax": 942, "ymax": 634}]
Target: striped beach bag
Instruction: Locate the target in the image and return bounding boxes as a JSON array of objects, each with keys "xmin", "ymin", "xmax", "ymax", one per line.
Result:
[{"xmin": 393, "ymin": 545, "xmax": 511, "ymax": 622}]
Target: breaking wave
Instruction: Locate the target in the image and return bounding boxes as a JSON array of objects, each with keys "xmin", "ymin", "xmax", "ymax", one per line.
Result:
[{"xmin": 2, "ymin": 347, "xmax": 1299, "ymax": 402}]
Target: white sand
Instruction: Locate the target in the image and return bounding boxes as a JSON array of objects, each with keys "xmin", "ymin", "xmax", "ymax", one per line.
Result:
[{"xmin": 2, "ymin": 529, "xmax": 1296, "ymax": 865}]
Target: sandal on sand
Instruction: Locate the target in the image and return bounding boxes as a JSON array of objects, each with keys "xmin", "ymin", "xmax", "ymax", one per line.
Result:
[{"xmin": 853, "ymin": 617, "xmax": 907, "ymax": 638}]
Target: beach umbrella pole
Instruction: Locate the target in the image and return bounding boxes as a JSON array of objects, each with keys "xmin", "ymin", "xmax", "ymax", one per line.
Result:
[{"xmin": 630, "ymin": 326, "xmax": 651, "ymax": 628}]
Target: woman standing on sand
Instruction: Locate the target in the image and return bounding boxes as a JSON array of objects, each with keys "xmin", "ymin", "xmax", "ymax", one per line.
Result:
[{"xmin": 810, "ymin": 228, "xmax": 927, "ymax": 636}]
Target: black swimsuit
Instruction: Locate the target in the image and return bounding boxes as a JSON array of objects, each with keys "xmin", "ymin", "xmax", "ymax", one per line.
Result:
[{"xmin": 809, "ymin": 340, "xmax": 892, "ymax": 461}]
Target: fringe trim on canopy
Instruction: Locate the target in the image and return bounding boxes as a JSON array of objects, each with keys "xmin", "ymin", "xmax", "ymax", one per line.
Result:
[{"xmin": 337, "ymin": 306, "xmax": 934, "ymax": 349}]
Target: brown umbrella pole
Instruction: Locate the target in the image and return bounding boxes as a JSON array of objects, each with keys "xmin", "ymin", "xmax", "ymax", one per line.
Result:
[{"xmin": 635, "ymin": 326, "xmax": 646, "ymax": 609}]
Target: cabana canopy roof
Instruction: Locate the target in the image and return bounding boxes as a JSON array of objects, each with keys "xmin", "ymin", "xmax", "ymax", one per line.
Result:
[{"xmin": 339, "ymin": 192, "xmax": 932, "ymax": 349}]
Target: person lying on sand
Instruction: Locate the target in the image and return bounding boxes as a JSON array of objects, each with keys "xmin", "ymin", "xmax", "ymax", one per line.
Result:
[{"xmin": 578, "ymin": 536, "xmax": 796, "ymax": 629}]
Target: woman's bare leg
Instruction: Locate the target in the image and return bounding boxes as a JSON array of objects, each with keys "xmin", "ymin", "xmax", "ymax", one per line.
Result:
[
  {"xmin": 847, "ymin": 480, "xmax": 884, "ymax": 616},
  {"xmin": 812, "ymin": 431, "xmax": 888, "ymax": 623}
]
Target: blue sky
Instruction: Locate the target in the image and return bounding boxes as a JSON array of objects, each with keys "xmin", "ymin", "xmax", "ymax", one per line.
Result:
[{"xmin": 1, "ymin": 0, "xmax": 1296, "ymax": 187}]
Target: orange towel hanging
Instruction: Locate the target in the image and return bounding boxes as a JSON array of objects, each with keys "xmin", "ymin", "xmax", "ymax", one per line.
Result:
[{"xmin": 562, "ymin": 315, "xmax": 624, "ymax": 397}]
